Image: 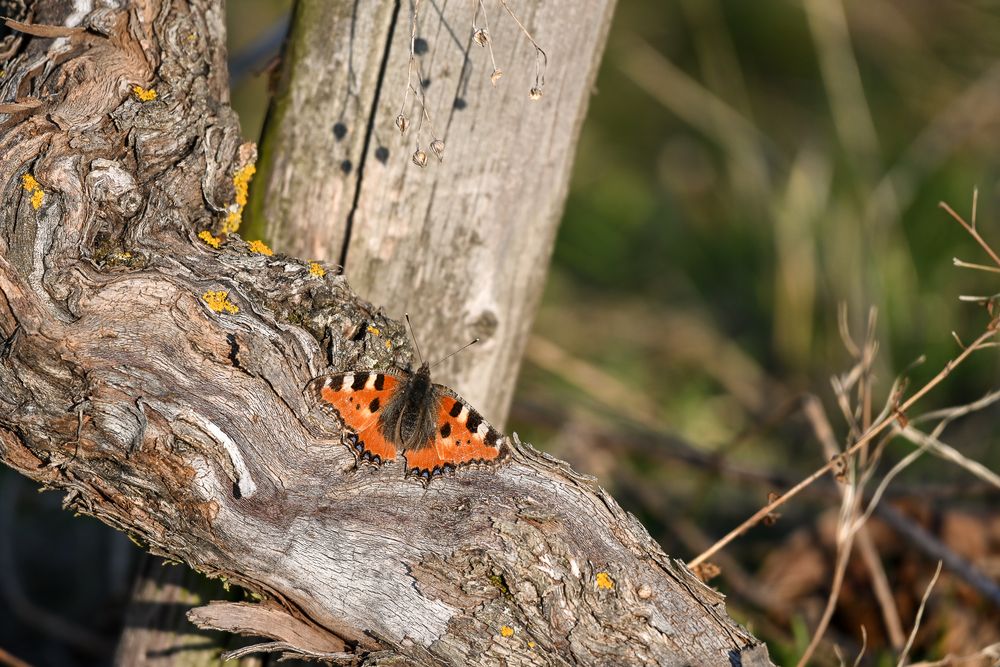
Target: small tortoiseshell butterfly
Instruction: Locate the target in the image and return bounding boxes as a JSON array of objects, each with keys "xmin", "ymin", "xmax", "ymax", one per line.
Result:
[{"xmin": 316, "ymin": 330, "xmax": 508, "ymax": 482}]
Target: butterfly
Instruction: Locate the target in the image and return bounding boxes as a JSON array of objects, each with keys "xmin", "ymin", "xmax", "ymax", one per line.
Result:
[{"xmin": 316, "ymin": 360, "xmax": 508, "ymax": 482}]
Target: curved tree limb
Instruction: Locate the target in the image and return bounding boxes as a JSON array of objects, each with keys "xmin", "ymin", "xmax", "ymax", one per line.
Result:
[{"xmin": 0, "ymin": 1, "xmax": 767, "ymax": 664}]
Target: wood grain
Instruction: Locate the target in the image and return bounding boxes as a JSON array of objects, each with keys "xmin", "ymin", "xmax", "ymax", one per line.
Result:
[
  {"xmin": 251, "ymin": 0, "xmax": 614, "ymax": 427},
  {"xmin": 0, "ymin": 1, "xmax": 770, "ymax": 664}
]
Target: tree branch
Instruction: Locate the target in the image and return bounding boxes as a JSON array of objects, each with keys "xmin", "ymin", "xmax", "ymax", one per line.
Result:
[{"xmin": 0, "ymin": 1, "xmax": 767, "ymax": 664}]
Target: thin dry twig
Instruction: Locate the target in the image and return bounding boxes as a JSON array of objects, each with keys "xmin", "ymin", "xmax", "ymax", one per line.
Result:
[
  {"xmin": 804, "ymin": 388, "xmax": 905, "ymax": 648},
  {"xmin": 795, "ymin": 465, "xmax": 862, "ymax": 667},
  {"xmin": 687, "ymin": 326, "xmax": 997, "ymax": 570},
  {"xmin": 853, "ymin": 626, "xmax": 868, "ymax": 667},
  {"xmin": 497, "ymin": 0, "xmax": 547, "ymax": 95},
  {"xmin": 0, "ymin": 646, "xmax": 33, "ymax": 667},
  {"xmin": 472, "ymin": 0, "xmax": 500, "ymax": 84},
  {"xmin": 907, "ymin": 642, "xmax": 1000, "ymax": 667},
  {"xmin": 897, "ymin": 561, "xmax": 944, "ymax": 667},
  {"xmin": 897, "ymin": 425, "xmax": 1000, "ymax": 490},
  {"xmin": 797, "ymin": 313, "xmax": 880, "ymax": 667},
  {"xmin": 952, "ymin": 257, "xmax": 1000, "ymax": 274},
  {"xmin": 939, "ymin": 201, "xmax": 1000, "ymax": 269},
  {"xmin": 855, "ymin": 517, "xmax": 906, "ymax": 648},
  {"xmin": 396, "ymin": 0, "xmax": 421, "ymax": 134}
]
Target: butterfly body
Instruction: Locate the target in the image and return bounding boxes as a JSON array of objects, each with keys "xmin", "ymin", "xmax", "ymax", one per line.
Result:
[{"xmin": 317, "ymin": 362, "xmax": 507, "ymax": 482}]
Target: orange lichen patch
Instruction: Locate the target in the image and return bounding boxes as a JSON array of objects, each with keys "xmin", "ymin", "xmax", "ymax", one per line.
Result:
[
  {"xmin": 499, "ymin": 625, "xmax": 514, "ymax": 638},
  {"xmin": 222, "ymin": 163, "xmax": 256, "ymax": 234},
  {"xmin": 596, "ymin": 572, "xmax": 615, "ymax": 590},
  {"xmin": 30, "ymin": 189, "xmax": 44, "ymax": 210},
  {"xmin": 367, "ymin": 325, "xmax": 381, "ymax": 335},
  {"xmin": 308, "ymin": 261, "xmax": 326, "ymax": 277},
  {"xmin": 132, "ymin": 85, "xmax": 158, "ymax": 102},
  {"xmin": 247, "ymin": 239, "xmax": 272, "ymax": 256},
  {"xmin": 202, "ymin": 290, "xmax": 239, "ymax": 314},
  {"xmin": 198, "ymin": 230, "xmax": 221, "ymax": 248}
]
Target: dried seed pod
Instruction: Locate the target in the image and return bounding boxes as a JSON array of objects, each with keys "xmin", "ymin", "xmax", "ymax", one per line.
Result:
[
  {"xmin": 490, "ymin": 68, "xmax": 503, "ymax": 86},
  {"xmin": 412, "ymin": 147, "xmax": 428, "ymax": 167},
  {"xmin": 529, "ymin": 87, "xmax": 543, "ymax": 100},
  {"xmin": 395, "ymin": 114, "xmax": 409, "ymax": 134},
  {"xmin": 473, "ymin": 28, "xmax": 489, "ymax": 47},
  {"xmin": 430, "ymin": 138, "xmax": 445, "ymax": 161}
]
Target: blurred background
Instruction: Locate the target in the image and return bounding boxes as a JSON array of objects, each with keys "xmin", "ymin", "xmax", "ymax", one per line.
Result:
[{"xmin": 3, "ymin": 1, "xmax": 999, "ymax": 665}]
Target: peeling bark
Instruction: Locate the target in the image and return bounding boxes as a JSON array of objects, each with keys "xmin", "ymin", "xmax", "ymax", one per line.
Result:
[{"xmin": 0, "ymin": 1, "xmax": 769, "ymax": 665}]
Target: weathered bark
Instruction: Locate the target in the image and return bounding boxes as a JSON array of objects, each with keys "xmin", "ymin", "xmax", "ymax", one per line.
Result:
[
  {"xmin": 250, "ymin": 0, "xmax": 610, "ymax": 426},
  {"xmin": 0, "ymin": 1, "xmax": 768, "ymax": 665}
]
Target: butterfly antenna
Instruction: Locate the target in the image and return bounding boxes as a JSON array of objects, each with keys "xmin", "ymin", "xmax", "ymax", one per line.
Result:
[
  {"xmin": 404, "ymin": 313, "xmax": 425, "ymax": 364},
  {"xmin": 430, "ymin": 338, "xmax": 480, "ymax": 370}
]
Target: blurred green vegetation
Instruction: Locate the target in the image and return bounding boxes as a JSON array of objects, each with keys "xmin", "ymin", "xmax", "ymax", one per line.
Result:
[{"xmin": 513, "ymin": 1, "xmax": 1000, "ymax": 663}]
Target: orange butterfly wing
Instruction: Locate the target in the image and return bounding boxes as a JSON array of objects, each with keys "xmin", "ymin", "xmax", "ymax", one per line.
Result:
[
  {"xmin": 403, "ymin": 392, "xmax": 507, "ymax": 481},
  {"xmin": 318, "ymin": 372, "xmax": 399, "ymax": 465}
]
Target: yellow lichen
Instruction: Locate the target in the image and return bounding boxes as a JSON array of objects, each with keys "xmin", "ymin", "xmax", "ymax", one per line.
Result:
[
  {"xmin": 132, "ymin": 85, "xmax": 158, "ymax": 102},
  {"xmin": 385, "ymin": 339, "xmax": 392, "ymax": 350},
  {"xmin": 309, "ymin": 261, "xmax": 326, "ymax": 277},
  {"xmin": 22, "ymin": 173, "xmax": 44, "ymax": 209},
  {"xmin": 202, "ymin": 290, "xmax": 239, "ymax": 314},
  {"xmin": 247, "ymin": 239, "xmax": 273, "ymax": 256},
  {"xmin": 596, "ymin": 572, "xmax": 615, "ymax": 590},
  {"xmin": 499, "ymin": 625, "xmax": 514, "ymax": 638},
  {"xmin": 367, "ymin": 325, "xmax": 381, "ymax": 335},
  {"xmin": 222, "ymin": 163, "xmax": 256, "ymax": 234},
  {"xmin": 528, "ymin": 641, "xmax": 536, "ymax": 649},
  {"xmin": 198, "ymin": 230, "xmax": 221, "ymax": 248}
]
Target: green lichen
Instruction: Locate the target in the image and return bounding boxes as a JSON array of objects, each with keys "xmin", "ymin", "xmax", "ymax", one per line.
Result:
[{"xmin": 489, "ymin": 573, "xmax": 514, "ymax": 602}]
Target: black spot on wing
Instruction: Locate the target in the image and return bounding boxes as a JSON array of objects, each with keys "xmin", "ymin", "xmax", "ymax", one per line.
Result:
[
  {"xmin": 374, "ymin": 374, "xmax": 385, "ymax": 390},
  {"xmin": 369, "ymin": 397, "xmax": 380, "ymax": 413},
  {"xmin": 351, "ymin": 374, "xmax": 368, "ymax": 391},
  {"xmin": 465, "ymin": 411, "xmax": 482, "ymax": 434},
  {"xmin": 449, "ymin": 401, "xmax": 463, "ymax": 418},
  {"xmin": 440, "ymin": 422, "xmax": 451, "ymax": 438},
  {"xmin": 485, "ymin": 429, "xmax": 500, "ymax": 447}
]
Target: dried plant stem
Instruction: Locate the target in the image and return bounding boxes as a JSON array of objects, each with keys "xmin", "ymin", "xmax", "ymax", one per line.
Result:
[
  {"xmin": 803, "ymin": 395, "xmax": 905, "ymax": 648},
  {"xmin": 856, "ymin": 530, "xmax": 906, "ymax": 648},
  {"xmin": 498, "ymin": 0, "xmax": 548, "ymax": 90},
  {"xmin": 952, "ymin": 258, "xmax": 1000, "ymax": 273},
  {"xmin": 908, "ymin": 642, "xmax": 1000, "ymax": 667},
  {"xmin": 939, "ymin": 201, "xmax": 1000, "ymax": 268},
  {"xmin": 0, "ymin": 647, "xmax": 32, "ymax": 667},
  {"xmin": 898, "ymin": 425, "xmax": 1000, "ymax": 490},
  {"xmin": 897, "ymin": 561, "xmax": 944, "ymax": 667},
  {"xmin": 398, "ymin": 0, "xmax": 421, "ymax": 121},
  {"xmin": 474, "ymin": 0, "xmax": 500, "ymax": 79},
  {"xmin": 795, "ymin": 490, "xmax": 861, "ymax": 667},
  {"xmin": 687, "ymin": 326, "xmax": 997, "ymax": 570}
]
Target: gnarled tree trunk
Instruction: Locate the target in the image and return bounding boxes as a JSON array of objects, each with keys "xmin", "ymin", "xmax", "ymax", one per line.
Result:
[{"xmin": 0, "ymin": 1, "xmax": 768, "ymax": 664}]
